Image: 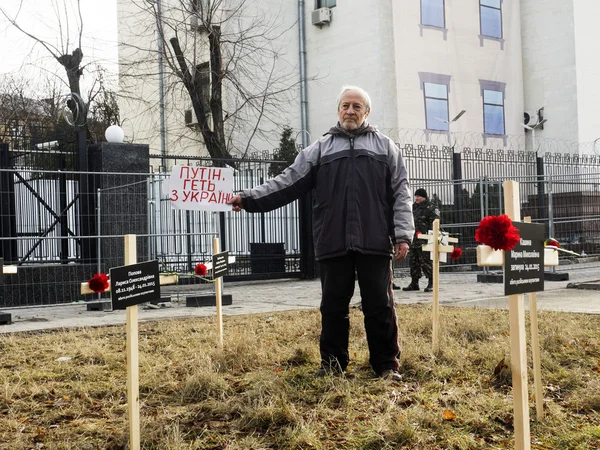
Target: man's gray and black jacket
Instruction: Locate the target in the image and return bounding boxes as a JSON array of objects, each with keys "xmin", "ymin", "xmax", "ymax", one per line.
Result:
[{"xmin": 241, "ymin": 123, "xmax": 415, "ymax": 260}]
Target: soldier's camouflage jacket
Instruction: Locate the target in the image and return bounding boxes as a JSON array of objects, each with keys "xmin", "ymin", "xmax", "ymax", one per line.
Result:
[{"xmin": 411, "ymin": 199, "xmax": 440, "ymax": 247}]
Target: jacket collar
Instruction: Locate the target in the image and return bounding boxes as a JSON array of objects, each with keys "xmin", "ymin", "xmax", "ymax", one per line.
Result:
[{"xmin": 325, "ymin": 121, "xmax": 377, "ymax": 138}]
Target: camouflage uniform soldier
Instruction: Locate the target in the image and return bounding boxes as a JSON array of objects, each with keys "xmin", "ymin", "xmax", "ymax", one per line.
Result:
[{"xmin": 403, "ymin": 188, "xmax": 440, "ymax": 292}]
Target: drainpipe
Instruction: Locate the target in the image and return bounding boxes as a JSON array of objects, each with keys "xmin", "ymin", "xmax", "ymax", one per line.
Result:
[
  {"xmin": 157, "ymin": 0, "xmax": 167, "ymax": 171},
  {"xmin": 297, "ymin": 0, "xmax": 315, "ymax": 278},
  {"xmin": 298, "ymin": 0, "xmax": 309, "ymax": 147}
]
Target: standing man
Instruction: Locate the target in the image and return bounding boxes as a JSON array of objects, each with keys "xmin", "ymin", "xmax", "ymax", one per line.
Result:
[
  {"xmin": 227, "ymin": 85, "xmax": 414, "ymax": 381},
  {"xmin": 402, "ymin": 188, "xmax": 440, "ymax": 292}
]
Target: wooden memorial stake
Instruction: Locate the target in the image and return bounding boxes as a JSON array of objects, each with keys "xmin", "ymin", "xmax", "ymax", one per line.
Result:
[
  {"xmin": 504, "ymin": 181, "xmax": 531, "ymax": 450},
  {"xmin": 431, "ymin": 220, "xmax": 440, "ymax": 352},
  {"xmin": 79, "ymin": 235, "xmax": 183, "ymax": 449},
  {"xmin": 418, "ymin": 219, "xmax": 459, "ymax": 353},
  {"xmin": 124, "ymin": 234, "xmax": 141, "ymax": 450},
  {"xmin": 476, "ymin": 181, "xmax": 560, "ymax": 448},
  {"xmin": 477, "ymin": 205, "xmax": 558, "ymax": 427},
  {"xmin": 524, "ymin": 216, "xmax": 544, "ymax": 421},
  {"xmin": 80, "ymin": 234, "xmax": 232, "ymax": 445},
  {"xmin": 213, "ymin": 237, "xmax": 224, "ymax": 347}
]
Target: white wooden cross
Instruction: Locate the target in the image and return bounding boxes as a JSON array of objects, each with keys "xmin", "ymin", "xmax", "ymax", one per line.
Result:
[
  {"xmin": 417, "ymin": 218, "xmax": 459, "ymax": 353},
  {"xmin": 476, "ymin": 181, "xmax": 560, "ymax": 450}
]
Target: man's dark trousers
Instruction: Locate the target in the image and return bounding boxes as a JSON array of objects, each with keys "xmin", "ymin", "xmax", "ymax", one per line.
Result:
[{"xmin": 319, "ymin": 252, "xmax": 400, "ymax": 374}]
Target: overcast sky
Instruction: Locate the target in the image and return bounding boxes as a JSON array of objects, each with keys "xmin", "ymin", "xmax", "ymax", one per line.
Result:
[{"xmin": 0, "ymin": 0, "xmax": 118, "ymax": 92}]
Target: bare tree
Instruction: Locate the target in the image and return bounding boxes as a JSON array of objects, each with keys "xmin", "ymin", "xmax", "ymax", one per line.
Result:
[
  {"xmin": 0, "ymin": 72, "xmax": 119, "ymax": 147},
  {"xmin": 0, "ymin": 0, "xmax": 109, "ymax": 133},
  {"xmin": 119, "ymin": 0, "xmax": 301, "ymax": 160}
]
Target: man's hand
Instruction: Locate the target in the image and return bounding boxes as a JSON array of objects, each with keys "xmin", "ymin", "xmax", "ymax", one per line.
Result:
[
  {"xmin": 394, "ymin": 242, "xmax": 409, "ymax": 261},
  {"xmin": 227, "ymin": 194, "xmax": 244, "ymax": 212}
]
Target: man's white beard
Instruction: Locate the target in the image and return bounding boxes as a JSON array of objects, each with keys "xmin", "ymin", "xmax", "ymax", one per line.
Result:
[{"xmin": 342, "ymin": 119, "xmax": 362, "ymax": 130}]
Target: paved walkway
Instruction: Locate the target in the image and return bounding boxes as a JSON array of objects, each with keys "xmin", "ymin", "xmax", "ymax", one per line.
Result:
[{"xmin": 1, "ymin": 262, "xmax": 599, "ymax": 334}]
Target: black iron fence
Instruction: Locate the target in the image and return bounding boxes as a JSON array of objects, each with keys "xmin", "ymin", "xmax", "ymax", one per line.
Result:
[
  {"xmin": 0, "ymin": 153, "xmax": 305, "ymax": 307},
  {"xmin": 2, "ymin": 133, "xmax": 600, "ymax": 308}
]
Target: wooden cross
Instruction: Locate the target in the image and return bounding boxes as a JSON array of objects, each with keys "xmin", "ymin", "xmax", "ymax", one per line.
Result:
[
  {"xmin": 417, "ymin": 219, "xmax": 459, "ymax": 353},
  {"xmin": 79, "ymin": 235, "xmax": 232, "ymax": 449},
  {"xmin": 476, "ymin": 181, "xmax": 559, "ymax": 450}
]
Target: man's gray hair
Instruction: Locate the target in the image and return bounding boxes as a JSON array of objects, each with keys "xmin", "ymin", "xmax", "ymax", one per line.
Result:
[{"xmin": 337, "ymin": 85, "xmax": 372, "ymax": 111}]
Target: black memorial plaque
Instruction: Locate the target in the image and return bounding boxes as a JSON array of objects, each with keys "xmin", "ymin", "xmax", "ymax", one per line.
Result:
[
  {"xmin": 504, "ymin": 222, "xmax": 545, "ymax": 295},
  {"xmin": 212, "ymin": 251, "xmax": 229, "ymax": 279},
  {"xmin": 0, "ymin": 257, "xmax": 3, "ymax": 284},
  {"xmin": 109, "ymin": 260, "xmax": 160, "ymax": 310}
]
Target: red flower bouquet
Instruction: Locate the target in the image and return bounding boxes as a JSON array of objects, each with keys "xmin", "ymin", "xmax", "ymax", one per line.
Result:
[
  {"xmin": 88, "ymin": 273, "xmax": 109, "ymax": 293},
  {"xmin": 449, "ymin": 247, "xmax": 462, "ymax": 260},
  {"xmin": 475, "ymin": 214, "xmax": 520, "ymax": 251},
  {"xmin": 195, "ymin": 263, "xmax": 208, "ymax": 277}
]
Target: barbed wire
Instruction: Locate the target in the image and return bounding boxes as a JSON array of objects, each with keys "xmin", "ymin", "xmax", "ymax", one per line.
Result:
[{"xmin": 377, "ymin": 128, "xmax": 599, "ymax": 156}]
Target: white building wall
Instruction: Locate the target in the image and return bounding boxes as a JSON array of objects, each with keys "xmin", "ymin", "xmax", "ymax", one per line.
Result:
[
  {"xmin": 303, "ymin": 1, "xmax": 397, "ymax": 141},
  {"xmin": 117, "ymin": 0, "xmax": 593, "ymax": 159},
  {"xmin": 117, "ymin": 0, "xmax": 163, "ymax": 155},
  {"xmin": 222, "ymin": 0, "xmax": 302, "ymax": 156},
  {"xmin": 521, "ymin": 0, "xmax": 579, "ymax": 145},
  {"xmin": 573, "ymin": 0, "xmax": 600, "ymax": 144},
  {"xmin": 391, "ymin": 0, "xmax": 525, "ymax": 148}
]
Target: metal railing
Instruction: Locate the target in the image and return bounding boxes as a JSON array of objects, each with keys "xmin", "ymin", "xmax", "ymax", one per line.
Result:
[{"xmin": 2, "ymin": 138, "xmax": 600, "ymax": 307}]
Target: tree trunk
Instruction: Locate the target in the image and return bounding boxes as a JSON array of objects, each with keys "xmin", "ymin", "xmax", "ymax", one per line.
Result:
[
  {"xmin": 169, "ymin": 36, "xmax": 231, "ymax": 162},
  {"xmin": 57, "ymin": 48, "xmax": 86, "ymax": 131},
  {"xmin": 207, "ymin": 26, "xmax": 228, "ymax": 162}
]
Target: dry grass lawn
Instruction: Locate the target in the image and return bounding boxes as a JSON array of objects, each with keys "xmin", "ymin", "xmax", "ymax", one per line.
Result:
[{"xmin": 1, "ymin": 304, "xmax": 599, "ymax": 449}]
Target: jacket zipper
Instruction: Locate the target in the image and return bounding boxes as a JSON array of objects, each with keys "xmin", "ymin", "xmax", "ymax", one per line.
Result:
[{"xmin": 349, "ymin": 136, "xmax": 355, "ymax": 249}]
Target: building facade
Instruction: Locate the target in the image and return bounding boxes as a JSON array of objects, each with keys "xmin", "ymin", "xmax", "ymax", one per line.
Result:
[
  {"xmin": 116, "ymin": 0, "xmax": 595, "ymax": 159},
  {"xmin": 521, "ymin": 0, "xmax": 600, "ymax": 146}
]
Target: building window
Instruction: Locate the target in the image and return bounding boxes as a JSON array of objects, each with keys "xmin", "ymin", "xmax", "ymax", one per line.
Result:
[
  {"xmin": 421, "ymin": 0, "xmax": 445, "ymax": 28},
  {"xmin": 419, "ymin": 73, "xmax": 451, "ymax": 134},
  {"xmin": 424, "ymin": 83, "xmax": 449, "ymax": 131},
  {"xmin": 483, "ymin": 89, "xmax": 505, "ymax": 135},
  {"xmin": 480, "ymin": 0, "xmax": 502, "ymax": 38},
  {"xmin": 316, "ymin": 0, "xmax": 336, "ymax": 8}
]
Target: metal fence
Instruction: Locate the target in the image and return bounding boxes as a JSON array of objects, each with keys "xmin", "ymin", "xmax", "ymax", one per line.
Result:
[
  {"xmin": 393, "ymin": 172, "xmax": 600, "ymax": 275},
  {"xmin": 0, "ymin": 157, "xmax": 303, "ymax": 307},
  {"xmin": 145, "ymin": 154, "xmax": 302, "ymax": 277},
  {"xmin": 2, "ymin": 135, "xmax": 600, "ymax": 308}
]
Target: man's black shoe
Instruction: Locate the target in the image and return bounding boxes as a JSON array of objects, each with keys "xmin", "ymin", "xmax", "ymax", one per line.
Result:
[
  {"xmin": 424, "ymin": 280, "xmax": 433, "ymax": 292},
  {"xmin": 378, "ymin": 369, "xmax": 402, "ymax": 382},
  {"xmin": 315, "ymin": 367, "xmax": 344, "ymax": 378},
  {"xmin": 392, "ymin": 282, "xmax": 402, "ymax": 290},
  {"xmin": 314, "ymin": 367, "xmax": 329, "ymax": 377},
  {"xmin": 402, "ymin": 283, "xmax": 420, "ymax": 291}
]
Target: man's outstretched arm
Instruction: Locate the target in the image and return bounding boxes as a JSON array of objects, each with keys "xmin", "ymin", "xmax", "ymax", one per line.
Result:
[{"xmin": 228, "ymin": 141, "xmax": 320, "ymax": 213}]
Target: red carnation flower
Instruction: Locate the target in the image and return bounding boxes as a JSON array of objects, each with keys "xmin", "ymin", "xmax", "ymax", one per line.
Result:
[
  {"xmin": 545, "ymin": 238, "xmax": 560, "ymax": 248},
  {"xmin": 450, "ymin": 247, "xmax": 462, "ymax": 260},
  {"xmin": 195, "ymin": 263, "xmax": 208, "ymax": 277},
  {"xmin": 88, "ymin": 273, "xmax": 109, "ymax": 293},
  {"xmin": 475, "ymin": 214, "xmax": 520, "ymax": 251},
  {"xmin": 416, "ymin": 231, "xmax": 422, "ymax": 236}
]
